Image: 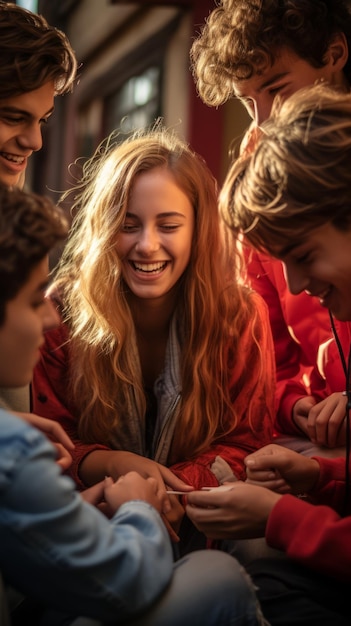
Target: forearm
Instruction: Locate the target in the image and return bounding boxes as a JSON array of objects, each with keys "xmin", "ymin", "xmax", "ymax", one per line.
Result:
[
  {"xmin": 275, "ymin": 380, "xmax": 311, "ymax": 435},
  {"xmin": 79, "ymin": 449, "xmax": 130, "ymax": 485},
  {"xmin": 309, "ymin": 456, "xmax": 347, "ymax": 509},
  {"xmin": 266, "ymin": 495, "xmax": 351, "ymax": 581},
  {"xmin": 1, "ymin": 419, "xmax": 173, "ymax": 620},
  {"xmin": 3, "ymin": 499, "xmax": 173, "ymax": 621}
]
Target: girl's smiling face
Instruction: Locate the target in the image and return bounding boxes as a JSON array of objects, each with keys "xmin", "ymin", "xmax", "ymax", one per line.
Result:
[
  {"xmin": 277, "ymin": 222, "xmax": 351, "ymax": 321},
  {"xmin": 116, "ymin": 166, "xmax": 195, "ymax": 302}
]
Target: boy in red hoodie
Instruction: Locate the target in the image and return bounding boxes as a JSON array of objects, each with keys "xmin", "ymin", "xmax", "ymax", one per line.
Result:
[
  {"xmin": 188, "ymin": 84, "xmax": 351, "ymax": 626},
  {"xmin": 191, "ymin": 0, "xmax": 351, "ymax": 456}
]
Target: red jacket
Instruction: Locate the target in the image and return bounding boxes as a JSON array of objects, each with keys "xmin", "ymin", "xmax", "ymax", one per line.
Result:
[
  {"xmin": 246, "ymin": 250, "xmax": 349, "ymax": 435},
  {"xmin": 32, "ymin": 293, "xmax": 275, "ymax": 490},
  {"xmin": 267, "ymin": 455, "xmax": 351, "ymax": 581}
]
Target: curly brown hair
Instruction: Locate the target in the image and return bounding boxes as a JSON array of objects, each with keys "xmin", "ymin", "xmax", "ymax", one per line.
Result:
[
  {"xmin": 220, "ymin": 84, "xmax": 351, "ymax": 254},
  {"xmin": 191, "ymin": 0, "xmax": 351, "ymax": 106},
  {"xmin": 0, "ymin": 184, "xmax": 68, "ymax": 324},
  {"xmin": 0, "ymin": 2, "xmax": 77, "ymax": 98}
]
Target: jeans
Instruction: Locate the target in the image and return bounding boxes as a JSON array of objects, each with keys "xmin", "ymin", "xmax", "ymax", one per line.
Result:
[{"xmin": 44, "ymin": 551, "xmax": 267, "ymax": 626}]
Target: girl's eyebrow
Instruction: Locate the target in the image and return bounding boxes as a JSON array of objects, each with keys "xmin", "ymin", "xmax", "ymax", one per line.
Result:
[{"xmin": 125, "ymin": 211, "xmax": 187, "ymax": 219}]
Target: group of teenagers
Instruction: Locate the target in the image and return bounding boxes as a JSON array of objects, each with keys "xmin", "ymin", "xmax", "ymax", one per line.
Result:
[{"xmin": 1, "ymin": 1, "xmax": 351, "ymax": 625}]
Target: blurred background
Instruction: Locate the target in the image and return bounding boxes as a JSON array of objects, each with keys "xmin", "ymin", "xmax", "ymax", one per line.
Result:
[{"xmin": 17, "ymin": 0, "xmax": 251, "ymax": 200}]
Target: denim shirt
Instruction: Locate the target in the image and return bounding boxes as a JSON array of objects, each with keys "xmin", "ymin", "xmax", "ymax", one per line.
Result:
[{"xmin": 0, "ymin": 410, "xmax": 173, "ymax": 621}]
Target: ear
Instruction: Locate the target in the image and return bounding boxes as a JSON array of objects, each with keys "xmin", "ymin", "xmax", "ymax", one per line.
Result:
[{"xmin": 325, "ymin": 32, "xmax": 349, "ymax": 72}]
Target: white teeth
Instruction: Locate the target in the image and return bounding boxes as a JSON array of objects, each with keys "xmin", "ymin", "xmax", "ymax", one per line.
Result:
[
  {"xmin": 1, "ymin": 152, "xmax": 25, "ymax": 164},
  {"xmin": 133, "ymin": 261, "xmax": 167, "ymax": 273}
]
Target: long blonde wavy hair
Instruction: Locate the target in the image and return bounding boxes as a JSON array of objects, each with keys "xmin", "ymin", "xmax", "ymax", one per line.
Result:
[{"xmin": 54, "ymin": 128, "xmax": 262, "ymax": 462}]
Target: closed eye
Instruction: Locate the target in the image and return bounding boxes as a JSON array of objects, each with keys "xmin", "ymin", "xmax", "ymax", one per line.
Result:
[
  {"xmin": 268, "ymin": 86, "xmax": 282, "ymax": 96},
  {"xmin": 1, "ymin": 114, "xmax": 25, "ymax": 124},
  {"xmin": 295, "ymin": 252, "xmax": 312, "ymax": 264},
  {"xmin": 121, "ymin": 223, "xmax": 138, "ymax": 232},
  {"xmin": 160, "ymin": 223, "xmax": 181, "ymax": 231}
]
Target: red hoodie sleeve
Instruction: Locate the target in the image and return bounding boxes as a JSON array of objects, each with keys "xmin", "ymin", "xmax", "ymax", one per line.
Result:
[
  {"xmin": 32, "ymin": 323, "xmax": 110, "ymax": 490},
  {"xmin": 244, "ymin": 247, "xmax": 333, "ymax": 436},
  {"xmin": 170, "ymin": 292, "xmax": 275, "ymax": 489},
  {"xmin": 266, "ymin": 457, "xmax": 351, "ymax": 581}
]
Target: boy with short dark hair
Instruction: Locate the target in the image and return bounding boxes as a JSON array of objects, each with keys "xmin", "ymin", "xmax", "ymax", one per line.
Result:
[{"xmin": 0, "ymin": 1, "xmax": 77, "ymax": 413}]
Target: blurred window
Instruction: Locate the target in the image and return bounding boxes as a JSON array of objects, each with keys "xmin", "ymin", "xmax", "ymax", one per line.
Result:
[
  {"xmin": 105, "ymin": 66, "xmax": 161, "ymax": 135},
  {"xmin": 16, "ymin": 0, "xmax": 38, "ymax": 10}
]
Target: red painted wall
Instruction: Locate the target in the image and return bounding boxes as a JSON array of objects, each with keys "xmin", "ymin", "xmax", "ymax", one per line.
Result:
[{"xmin": 189, "ymin": 0, "xmax": 223, "ymax": 181}]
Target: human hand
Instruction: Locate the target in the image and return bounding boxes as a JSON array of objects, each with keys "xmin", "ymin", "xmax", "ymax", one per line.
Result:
[
  {"xmin": 186, "ymin": 481, "xmax": 281, "ymax": 539},
  {"xmin": 103, "ymin": 472, "xmax": 166, "ymax": 515},
  {"xmin": 81, "ymin": 480, "xmax": 125, "ymax": 518},
  {"xmin": 123, "ymin": 455, "xmax": 193, "ymax": 519},
  {"xmin": 163, "ymin": 494, "xmax": 185, "ymax": 535},
  {"xmin": 81, "ymin": 480, "xmax": 106, "ymax": 508},
  {"xmin": 52, "ymin": 444, "xmax": 73, "ymax": 470},
  {"xmin": 306, "ymin": 393, "xmax": 348, "ymax": 448},
  {"xmin": 16, "ymin": 411, "xmax": 74, "ymax": 470},
  {"xmin": 245, "ymin": 444, "xmax": 320, "ymax": 494},
  {"xmin": 292, "ymin": 396, "xmax": 317, "ymax": 437},
  {"xmin": 82, "ymin": 450, "xmax": 194, "ymax": 514}
]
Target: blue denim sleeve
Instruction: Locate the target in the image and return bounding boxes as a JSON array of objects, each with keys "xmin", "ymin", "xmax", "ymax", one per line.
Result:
[{"xmin": 0, "ymin": 411, "xmax": 173, "ymax": 622}]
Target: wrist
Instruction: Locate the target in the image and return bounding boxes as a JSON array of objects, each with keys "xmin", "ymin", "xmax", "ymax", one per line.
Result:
[
  {"xmin": 305, "ymin": 458, "xmax": 320, "ymax": 492},
  {"xmin": 80, "ymin": 449, "xmax": 120, "ymax": 485}
]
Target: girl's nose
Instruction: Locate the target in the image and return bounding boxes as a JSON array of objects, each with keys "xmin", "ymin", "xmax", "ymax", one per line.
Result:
[{"xmin": 135, "ymin": 228, "xmax": 160, "ymax": 254}]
